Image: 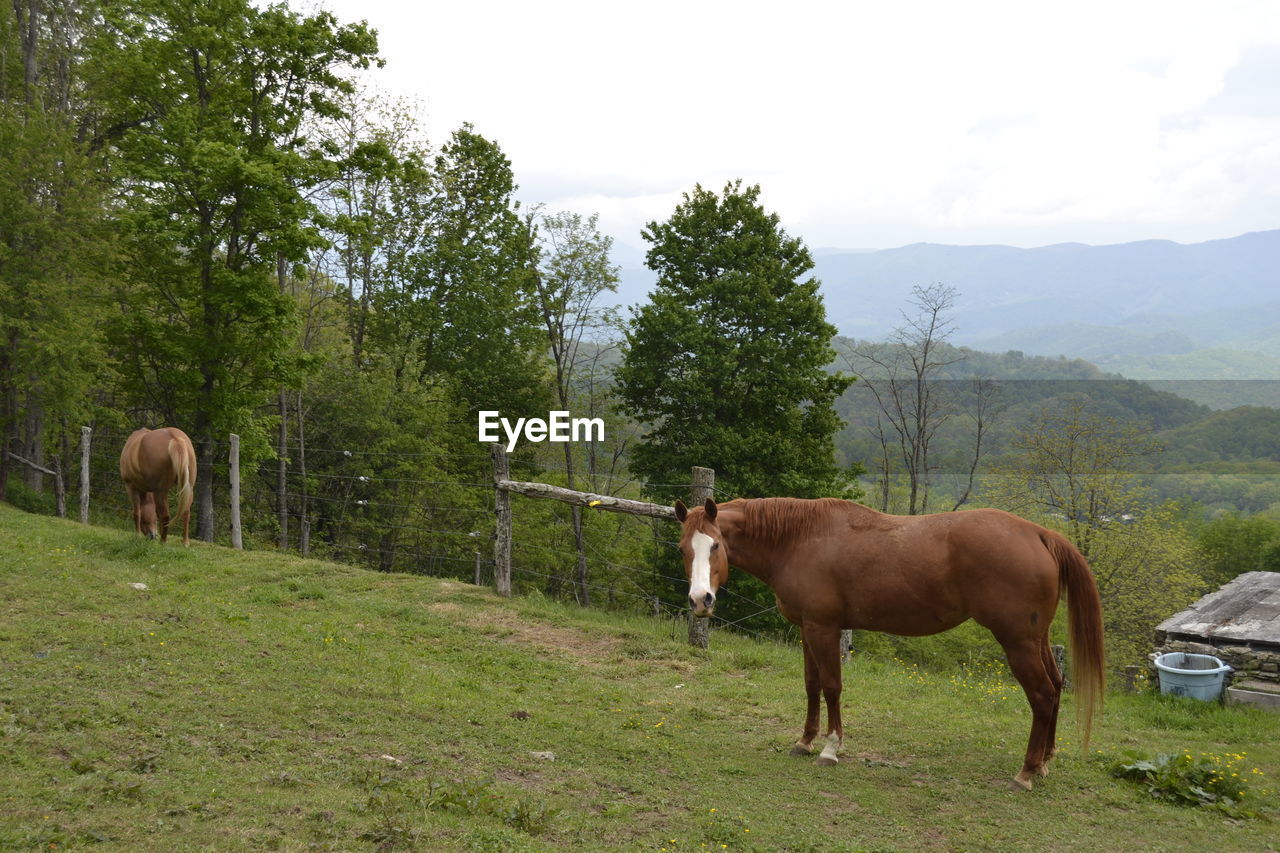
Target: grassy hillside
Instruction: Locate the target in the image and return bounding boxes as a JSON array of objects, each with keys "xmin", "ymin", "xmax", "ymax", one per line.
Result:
[{"xmin": 2, "ymin": 504, "xmax": 1277, "ymax": 852}]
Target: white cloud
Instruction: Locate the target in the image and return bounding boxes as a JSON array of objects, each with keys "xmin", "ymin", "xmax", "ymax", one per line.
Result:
[{"xmin": 316, "ymin": 0, "xmax": 1280, "ymax": 251}]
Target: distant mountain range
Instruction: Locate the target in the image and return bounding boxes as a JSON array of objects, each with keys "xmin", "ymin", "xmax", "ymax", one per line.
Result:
[{"xmin": 611, "ymin": 230, "xmax": 1280, "ymax": 383}]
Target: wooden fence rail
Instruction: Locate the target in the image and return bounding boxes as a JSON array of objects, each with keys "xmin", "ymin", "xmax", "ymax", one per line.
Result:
[
  {"xmin": 496, "ymin": 479, "xmax": 677, "ymax": 520},
  {"xmin": 490, "ymin": 444, "xmax": 715, "ymax": 646},
  {"xmin": 6, "ymin": 451, "xmax": 65, "ymax": 518}
]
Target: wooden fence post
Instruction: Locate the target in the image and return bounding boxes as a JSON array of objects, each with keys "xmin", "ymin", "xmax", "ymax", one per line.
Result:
[
  {"xmin": 688, "ymin": 465, "xmax": 715, "ymax": 649},
  {"xmin": 1052, "ymin": 643, "xmax": 1069, "ymax": 689},
  {"xmin": 492, "ymin": 444, "xmax": 512, "ymax": 597},
  {"xmin": 229, "ymin": 433, "xmax": 243, "ymax": 549},
  {"xmin": 79, "ymin": 426, "xmax": 91, "ymax": 524}
]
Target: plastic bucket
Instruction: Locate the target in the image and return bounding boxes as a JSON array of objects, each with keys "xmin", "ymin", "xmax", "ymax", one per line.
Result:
[{"xmin": 1153, "ymin": 652, "xmax": 1232, "ymax": 701}]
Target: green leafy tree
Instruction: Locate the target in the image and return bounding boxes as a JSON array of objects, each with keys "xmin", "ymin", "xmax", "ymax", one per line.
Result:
[
  {"xmin": 1196, "ymin": 513, "xmax": 1280, "ymax": 584},
  {"xmin": 527, "ymin": 209, "xmax": 620, "ymax": 604},
  {"xmin": 322, "ymin": 87, "xmax": 421, "ymax": 370},
  {"xmin": 617, "ymin": 180, "xmax": 854, "ymax": 502},
  {"xmin": 618, "ymin": 180, "xmax": 854, "ymax": 634},
  {"xmin": 1088, "ymin": 505, "xmax": 1206, "ymax": 669},
  {"xmin": 0, "ymin": 0, "xmax": 112, "ymax": 502},
  {"xmin": 88, "ymin": 0, "xmax": 379, "ymax": 539},
  {"xmin": 375, "ymin": 125, "xmax": 548, "ymax": 416}
]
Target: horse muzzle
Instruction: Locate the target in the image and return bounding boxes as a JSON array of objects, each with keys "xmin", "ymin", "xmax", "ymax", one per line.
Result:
[{"xmin": 689, "ymin": 591, "xmax": 716, "ymax": 618}]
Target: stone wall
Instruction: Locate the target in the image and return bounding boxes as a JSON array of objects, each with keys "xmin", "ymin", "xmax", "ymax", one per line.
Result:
[{"xmin": 1152, "ymin": 637, "xmax": 1280, "ymax": 686}]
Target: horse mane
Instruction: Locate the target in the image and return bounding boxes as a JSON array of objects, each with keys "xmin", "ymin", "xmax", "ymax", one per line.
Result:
[{"xmin": 732, "ymin": 497, "xmax": 878, "ymax": 541}]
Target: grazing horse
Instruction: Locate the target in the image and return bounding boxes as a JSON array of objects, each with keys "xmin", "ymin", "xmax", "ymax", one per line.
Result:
[
  {"xmin": 674, "ymin": 497, "xmax": 1104, "ymax": 791},
  {"xmin": 119, "ymin": 427, "xmax": 197, "ymax": 546}
]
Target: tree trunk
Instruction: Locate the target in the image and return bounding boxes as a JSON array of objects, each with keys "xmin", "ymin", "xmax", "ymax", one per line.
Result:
[
  {"xmin": 277, "ymin": 387, "xmax": 288, "ymax": 548},
  {"xmin": 276, "ymin": 253, "xmax": 288, "ymax": 548},
  {"xmin": 0, "ymin": 337, "xmax": 15, "ymax": 501},
  {"xmin": 297, "ymin": 389, "xmax": 309, "ymax": 556},
  {"xmin": 195, "ymin": 431, "xmax": 215, "ymax": 541},
  {"xmin": 22, "ymin": 398, "xmax": 43, "ymax": 492},
  {"xmin": 572, "ymin": 503, "xmax": 590, "ymax": 606},
  {"xmin": 18, "ymin": 0, "xmax": 39, "ymax": 106},
  {"xmin": 563, "ymin": 438, "xmax": 590, "ymax": 607}
]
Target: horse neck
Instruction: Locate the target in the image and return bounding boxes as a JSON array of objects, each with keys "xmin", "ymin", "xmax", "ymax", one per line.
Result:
[{"xmin": 716, "ymin": 506, "xmax": 784, "ymax": 586}]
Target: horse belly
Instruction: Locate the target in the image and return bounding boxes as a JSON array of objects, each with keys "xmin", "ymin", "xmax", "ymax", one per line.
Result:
[{"xmin": 840, "ymin": 571, "xmax": 970, "ymax": 636}]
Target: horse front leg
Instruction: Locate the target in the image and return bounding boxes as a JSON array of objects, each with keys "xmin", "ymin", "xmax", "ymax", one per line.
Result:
[
  {"xmin": 811, "ymin": 625, "xmax": 845, "ymax": 766},
  {"xmin": 791, "ymin": 635, "xmax": 822, "ymax": 756},
  {"xmin": 155, "ymin": 488, "xmax": 171, "ymax": 543},
  {"xmin": 126, "ymin": 486, "xmax": 142, "ymax": 535}
]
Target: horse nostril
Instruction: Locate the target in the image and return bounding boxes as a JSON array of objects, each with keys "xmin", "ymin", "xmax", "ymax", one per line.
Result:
[{"xmin": 703, "ymin": 593, "xmax": 715, "ymax": 609}]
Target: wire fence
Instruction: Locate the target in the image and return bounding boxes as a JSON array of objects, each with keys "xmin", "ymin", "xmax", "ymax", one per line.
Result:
[{"xmin": 46, "ymin": 425, "xmax": 786, "ymax": 646}]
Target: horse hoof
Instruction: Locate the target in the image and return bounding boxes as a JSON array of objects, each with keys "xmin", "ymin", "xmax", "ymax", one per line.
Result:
[
  {"xmin": 816, "ymin": 755, "xmax": 839, "ymax": 767},
  {"xmin": 790, "ymin": 743, "xmax": 813, "ymax": 756},
  {"xmin": 1010, "ymin": 774, "xmax": 1034, "ymax": 792}
]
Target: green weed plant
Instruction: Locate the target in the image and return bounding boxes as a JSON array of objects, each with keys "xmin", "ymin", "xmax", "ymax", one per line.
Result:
[{"xmin": 1104, "ymin": 749, "xmax": 1270, "ymax": 816}]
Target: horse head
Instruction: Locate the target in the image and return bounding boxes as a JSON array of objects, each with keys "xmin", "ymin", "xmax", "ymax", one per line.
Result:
[
  {"xmin": 675, "ymin": 497, "xmax": 730, "ymax": 618},
  {"xmin": 138, "ymin": 492, "xmax": 159, "ymax": 540}
]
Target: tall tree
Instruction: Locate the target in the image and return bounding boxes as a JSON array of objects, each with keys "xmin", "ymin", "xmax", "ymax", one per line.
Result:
[
  {"xmin": 375, "ymin": 125, "xmax": 547, "ymax": 416},
  {"xmin": 0, "ymin": 0, "xmax": 110, "ymax": 502},
  {"xmin": 322, "ymin": 88, "xmax": 420, "ymax": 370},
  {"xmin": 617, "ymin": 180, "xmax": 854, "ymax": 500},
  {"xmin": 90, "ymin": 0, "xmax": 379, "ymax": 539},
  {"xmin": 847, "ymin": 282, "xmax": 962, "ymax": 514},
  {"xmin": 528, "ymin": 209, "xmax": 620, "ymax": 604}
]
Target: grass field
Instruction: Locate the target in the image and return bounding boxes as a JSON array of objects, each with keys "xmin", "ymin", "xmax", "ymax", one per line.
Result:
[{"xmin": 1, "ymin": 503, "xmax": 1277, "ymax": 852}]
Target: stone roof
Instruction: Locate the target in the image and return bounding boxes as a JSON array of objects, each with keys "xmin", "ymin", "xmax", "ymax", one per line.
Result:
[{"xmin": 1155, "ymin": 571, "xmax": 1280, "ymax": 647}]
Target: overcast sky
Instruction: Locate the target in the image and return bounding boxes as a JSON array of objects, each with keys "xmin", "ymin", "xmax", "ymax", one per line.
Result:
[{"xmin": 312, "ymin": 0, "xmax": 1279, "ymax": 256}]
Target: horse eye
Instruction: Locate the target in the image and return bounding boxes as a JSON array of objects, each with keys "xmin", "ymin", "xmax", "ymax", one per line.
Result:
[{"xmin": 711, "ymin": 542, "xmax": 719, "ymax": 551}]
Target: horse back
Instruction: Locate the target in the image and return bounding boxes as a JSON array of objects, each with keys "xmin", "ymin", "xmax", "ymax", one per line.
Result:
[
  {"xmin": 120, "ymin": 427, "xmax": 193, "ymax": 493},
  {"xmin": 788, "ymin": 505, "xmax": 1063, "ymax": 636}
]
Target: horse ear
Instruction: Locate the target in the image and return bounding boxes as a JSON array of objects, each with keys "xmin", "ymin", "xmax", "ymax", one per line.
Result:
[
  {"xmin": 674, "ymin": 500, "xmax": 688, "ymax": 522},
  {"xmin": 704, "ymin": 498, "xmax": 717, "ymax": 521}
]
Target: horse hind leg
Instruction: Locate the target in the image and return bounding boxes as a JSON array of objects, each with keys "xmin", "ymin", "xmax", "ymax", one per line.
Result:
[
  {"xmin": 1004, "ymin": 638, "xmax": 1058, "ymax": 791},
  {"xmin": 1039, "ymin": 639, "xmax": 1064, "ymax": 770}
]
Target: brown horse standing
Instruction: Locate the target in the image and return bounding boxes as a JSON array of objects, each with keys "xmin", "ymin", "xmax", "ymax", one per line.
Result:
[
  {"xmin": 675, "ymin": 497, "xmax": 1104, "ymax": 791},
  {"xmin": 119, "ymin": 427, "xmax": 197, "ymax": 546}
]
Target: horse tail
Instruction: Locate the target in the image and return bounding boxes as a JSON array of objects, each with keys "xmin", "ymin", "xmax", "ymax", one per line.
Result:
[
  {"xmin": 1044, "ymin": 531, "xmax": 1105, "ymax": 751},
  {"xmin": 168, "ymin": 432, "xmax": 195, "ymax": 522}
]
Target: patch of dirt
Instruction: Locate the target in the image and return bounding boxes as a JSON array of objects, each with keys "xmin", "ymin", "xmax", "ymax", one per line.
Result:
[
  {"xmin": 854, "ymin": 751, "xmax": 912, "ymax": 768},
  {"xmin": 438, "ymin": 603, "xmax": 624, "ymax": 665},
  {"xmin": 494, "ymin": 767, "xmax": 542, "ymax": 785}
]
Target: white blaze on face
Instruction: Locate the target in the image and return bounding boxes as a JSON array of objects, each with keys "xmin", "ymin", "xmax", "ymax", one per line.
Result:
[{"xmin": 689, "ymin": 531, "xmax": 715, "ymax": 607}]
